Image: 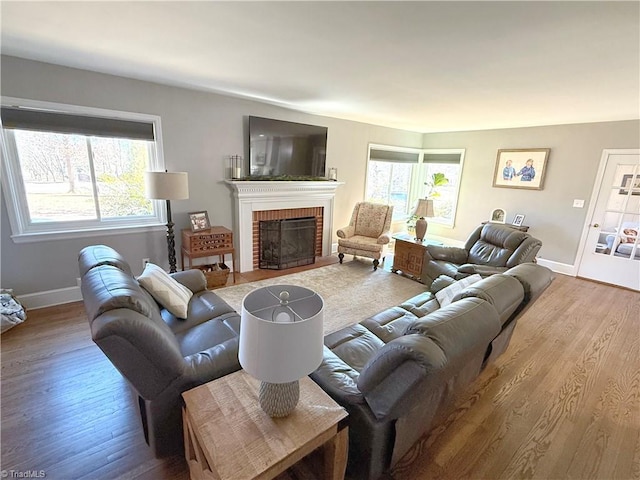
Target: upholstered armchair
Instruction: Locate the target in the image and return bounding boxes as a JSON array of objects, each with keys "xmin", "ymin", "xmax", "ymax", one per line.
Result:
[
  {"xmin": 421, "ymin": 223, "xmax": 542, "ymax": 286},
  {"xmin": 337, "ymin": 202, "xmax": 394, "ymax": 270}
]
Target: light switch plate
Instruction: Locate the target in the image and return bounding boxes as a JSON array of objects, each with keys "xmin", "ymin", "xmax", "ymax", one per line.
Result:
[{"xmin": 573, "ymin": 199, "xmax": 585, "ymax": 208}]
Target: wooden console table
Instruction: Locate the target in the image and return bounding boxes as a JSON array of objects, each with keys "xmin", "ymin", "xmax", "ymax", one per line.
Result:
[
  {"xmin": 181, "ymin": 226, "xmax": 235, "ymax": 283},
  {"xmin": 392, "ymin": 233, "xmax": 442, "ymax": 283},
  {"xmin": 182, "ymin": 370, "xmax": 349, "ymax": 480},
  {"xmin": 481, "ymin": 221, "xmax": 529, "ymax": 232}
]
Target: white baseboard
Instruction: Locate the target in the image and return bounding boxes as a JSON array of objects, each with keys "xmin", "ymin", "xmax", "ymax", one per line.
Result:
[
  {"xmin": 17, "ymin": 286, "xmax": 82, "ymax": 310},
  {"xmin": 536, "ymin": 258, "xmax": 576, "ymax": 276}
]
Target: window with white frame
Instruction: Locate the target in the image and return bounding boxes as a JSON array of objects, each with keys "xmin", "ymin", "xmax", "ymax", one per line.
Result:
[
  {"xmin": 1, "ymin": 98, "xmax": 166, "ymax": 242},
  {"xmin": 365, "ymin": 145, "xmax": 464, "ymax": 226}
]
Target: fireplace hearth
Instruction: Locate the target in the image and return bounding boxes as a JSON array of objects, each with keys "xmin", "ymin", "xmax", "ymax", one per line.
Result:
[{"xmin": 259, "ymin": 217, "xmax": 317, "ymax": 270}]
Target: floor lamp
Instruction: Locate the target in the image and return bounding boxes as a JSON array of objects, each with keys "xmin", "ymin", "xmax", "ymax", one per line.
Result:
[{"xmin": 144, "ymin": 171, "xmax": 189, "ymax": 273}]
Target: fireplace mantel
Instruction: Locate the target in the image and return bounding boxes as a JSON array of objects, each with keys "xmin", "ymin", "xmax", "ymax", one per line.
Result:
[{"xmin": 225, "ymin": 180, "xmax": 343, "ymax": 272}]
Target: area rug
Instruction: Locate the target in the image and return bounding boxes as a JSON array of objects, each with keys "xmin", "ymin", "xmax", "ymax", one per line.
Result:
[{"xmin": 215, "ymin": 260, "xmax": 427, "ymax": 334}]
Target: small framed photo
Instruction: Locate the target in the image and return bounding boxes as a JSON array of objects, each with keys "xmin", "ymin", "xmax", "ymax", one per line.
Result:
[
  {"xmin": 493, "ymin": 148, "xmax": 550, "ymax": 190},
  {"xmin": 189, "ymin": 211, "xmax": 210, "ymax": 232},
  {"xmin": 512, "ymin": 214, "xmax": 525, "ymax": 227},
  {"xmin": 490, "ymin": 208, "xmax": 506, "ymax": 224}
]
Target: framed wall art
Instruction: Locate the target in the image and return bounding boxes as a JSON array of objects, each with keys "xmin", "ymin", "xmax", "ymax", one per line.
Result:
[
  {"xmin": 493, "ymin": 148, "xmax": 550, "ymax": 190},
  {"xmin": 189, "ymin": 211, "xmax": 210, "ymax": 232}
]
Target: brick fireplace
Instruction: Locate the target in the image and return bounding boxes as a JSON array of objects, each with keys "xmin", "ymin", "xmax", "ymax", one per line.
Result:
[
  {"xmin": 226, "ymin": 181, "xmax": 342, "ymax": 272},
  {"xmin": 253, "ymin": 207, "xmax": 323, "ymax": 269}
]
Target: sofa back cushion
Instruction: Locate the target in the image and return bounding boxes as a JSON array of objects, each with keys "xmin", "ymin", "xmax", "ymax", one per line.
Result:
[
  {"xmin": 452, "ymin": 274, "xmax": 524, "ymax": 326},
  {"xmin": 406, "ymin": 297, "xmax": 501, "ymax": 357},
  {"xmin": 467, "ymin": 224, "xmax": 531, "ymax": 266},
  {"xmin": 78, "ymin": 244, "xmax": 132, "ymax": 277},
  {"xmin": 81, "ymin": 265, "xmax": 155, "ymax": 323}
]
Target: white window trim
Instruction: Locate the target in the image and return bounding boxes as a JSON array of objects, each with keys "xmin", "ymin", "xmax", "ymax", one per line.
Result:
[
  {"xmin": 365, "ymin": 144, "xmax": 465, "ymax": 227},
  {"xmin": 422, "ymin": 148, "xmax": 466, "ymax": 228},
  {"xmin": 1, "ymin": 97, "xmax": 167, "ymax": 243}
]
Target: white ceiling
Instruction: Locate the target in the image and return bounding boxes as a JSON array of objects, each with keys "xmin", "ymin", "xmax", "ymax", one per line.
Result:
[{"xmin": 2, "ymin": 1, "xmax": 639, "ymax": 133}]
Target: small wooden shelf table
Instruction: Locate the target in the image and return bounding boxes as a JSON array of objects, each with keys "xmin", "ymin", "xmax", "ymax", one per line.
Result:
[
  {"xmin": 181, "ymin": 226, "xmax": 235, "ymax": 283},
  {"xmin": 182, "ymin": 370, "xmax": 349, "ymax": 480},
  {"xmin": 391, "ymin": 233, "xmax": 443, "ymax": 283}
]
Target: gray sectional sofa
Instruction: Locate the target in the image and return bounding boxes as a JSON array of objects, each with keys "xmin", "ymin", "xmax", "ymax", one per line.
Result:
[
  {"xmin": 310, "ymin": 262, "xmax": 554, "ymax": 480},
  {"xmin": 79, "ymin": 244, "xmax": 553, "ymax": 476}
]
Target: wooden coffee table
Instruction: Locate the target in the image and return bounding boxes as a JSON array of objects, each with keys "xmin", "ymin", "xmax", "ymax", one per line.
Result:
[{"xmin": 182, "ymin": 370, "xmax": 349, "ymax": 480}]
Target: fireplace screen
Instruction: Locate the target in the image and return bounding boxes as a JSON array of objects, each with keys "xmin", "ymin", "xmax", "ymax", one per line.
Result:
[{"xmin": 259, "ymin": 217, "xmax": 317, "ymax": 270}]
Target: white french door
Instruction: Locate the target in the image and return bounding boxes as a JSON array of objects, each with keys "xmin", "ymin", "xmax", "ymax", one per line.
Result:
[{"xmin": 577, "ymin": 149, "xmax": 640, "ymax": 291}]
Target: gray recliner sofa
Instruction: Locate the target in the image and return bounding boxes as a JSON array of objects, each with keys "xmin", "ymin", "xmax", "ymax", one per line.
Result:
[
  {"xmin": 78, "ymin": 245, "xmax": 241, "ymax": 457},
  {"xmin": 310, "ymin": 262, "xmax": 553, "ymax": 480},
  {"xmin": 421, "ymin": 223, "xmax": 542, "ymax": 287}
]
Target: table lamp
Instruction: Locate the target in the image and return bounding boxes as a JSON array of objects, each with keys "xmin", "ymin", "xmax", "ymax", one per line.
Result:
[
  {"xmin": 144, "ymin": 171, "xmax": 189, "ymax": 273},
  {"xmin": 413, "ymin": 198, "xmax": 435, "ymax": 242},
  {"xmin": 239, "ymin": 285, "xmax": 324, "ymax": 417}
]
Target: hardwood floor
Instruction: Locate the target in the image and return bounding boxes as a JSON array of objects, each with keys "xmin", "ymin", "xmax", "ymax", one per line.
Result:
[{"xmin": 1, "ymin": 261, "xmax": 638, "ymax": 480}]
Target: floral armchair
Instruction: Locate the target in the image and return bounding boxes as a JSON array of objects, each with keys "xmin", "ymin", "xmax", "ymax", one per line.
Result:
[
  {"xmin": 606, "ymin": 222, "xmax": 639, "ymax": 258},
  {"xmin": 337, "ymin": 202, "xmax": 394, "ymax": 270}
]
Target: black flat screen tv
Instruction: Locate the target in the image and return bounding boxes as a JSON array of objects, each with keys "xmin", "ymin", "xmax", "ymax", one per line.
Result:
[{"xmin": 248, "ymin": 116, "xmax": 327, "ymax": 179}]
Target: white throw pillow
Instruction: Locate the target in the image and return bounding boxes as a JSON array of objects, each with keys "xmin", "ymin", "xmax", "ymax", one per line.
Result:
[
  {"xmin": 137, "ymin": 263, "xmax": 193, "ymax": 318},
  {"xmin": 435, "ymin": 274, "xmax": 482, "ymax": 307}
]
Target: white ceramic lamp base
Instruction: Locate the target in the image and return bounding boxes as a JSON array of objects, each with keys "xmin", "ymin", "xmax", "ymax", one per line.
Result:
[{"xmin": 259, "ymin": 380, "xmax": 300, "ymax": 417}]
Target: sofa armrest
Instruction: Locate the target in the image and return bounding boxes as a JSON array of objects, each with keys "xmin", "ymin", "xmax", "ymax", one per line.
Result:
[
  {"xmin": 426, "ymin": 245, "xmax": 468, "ymax": 264},
  {"xmin": 506, "ymin": 236, "xmax": 542, "ymax": 267},
  {"xmin": 184, "ymin": 336, "xmax": 241, "ymax": 382},
  {"xmin": 91, "ymin": 309, "xmax": 186, "ymax": 400},
  {"xmin": 377, "ymin": 231, "xmax": 392, "ymax": 245},
  {"xmin": 337, "ymin": 225, "xmax": 355, "ymax": 239},
  {"xmin": 171, "ymin": 269, "xmax": 207, "ymax": 293},
  {"xmin": 503, "ymin": 263, "xmax": 554, "ymax": 304},
  {"xmin": 357, "ymin": 334, "xmax": 446, "ymax": 420}
]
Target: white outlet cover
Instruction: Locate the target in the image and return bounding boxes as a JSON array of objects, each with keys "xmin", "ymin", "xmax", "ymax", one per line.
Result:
[{"xmin": 573, "ymin": 199, "xmax": 585, "ymax": 208}]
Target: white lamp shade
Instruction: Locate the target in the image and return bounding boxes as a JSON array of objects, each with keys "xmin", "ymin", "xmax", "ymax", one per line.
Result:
[
  {"xmin": 239, "ymin": 285, "xmax": 324, "ymax": 384},
  {"xmin": 144, "ymin": 171, "xmax": 189, "ymax": 200}
]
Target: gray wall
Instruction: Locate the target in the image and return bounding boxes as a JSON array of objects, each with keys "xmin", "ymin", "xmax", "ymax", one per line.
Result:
[
  {"xmin": 0, "ymin": 56, "xmax": 423, "ymax": 295},
  {"xmin": 422, "ymin": 122, "xmax": 640, "ymax": 264},
  {"xmin": 2, "ymin": 56, "xmax": 639, "ymax": 296}
]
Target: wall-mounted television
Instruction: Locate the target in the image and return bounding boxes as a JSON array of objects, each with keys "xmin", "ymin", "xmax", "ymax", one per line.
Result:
[{"xmin": 247, "ymin": 116, "xmax": 327, "ymax": 179}]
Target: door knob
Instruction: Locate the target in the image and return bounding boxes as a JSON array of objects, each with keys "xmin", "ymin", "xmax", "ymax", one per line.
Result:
[{"xmin": 593, "ymin": 223, "xmax": 600, "ymax": 228}]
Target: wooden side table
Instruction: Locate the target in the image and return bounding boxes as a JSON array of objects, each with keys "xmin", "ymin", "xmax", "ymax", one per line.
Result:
[
  {"xmin": 182, "ymin": 370, "xmax": 349, "ymax": 480},
  {"xmin": 392, "ymin": 233, "xmax": 442, "ymax": 283},
  {"xmin": 181, "ymin": 226, "xmax": 235, "ymax": 283}
]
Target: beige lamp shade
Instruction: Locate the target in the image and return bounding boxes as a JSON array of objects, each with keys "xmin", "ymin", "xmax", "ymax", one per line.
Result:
[
  {"xmin": 413, "ymin": 198, "xmax": 435, "ymax": 218},
  {"xmin": 144, "ymin": 171, "xmax": 189, "ymax": 200}
]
